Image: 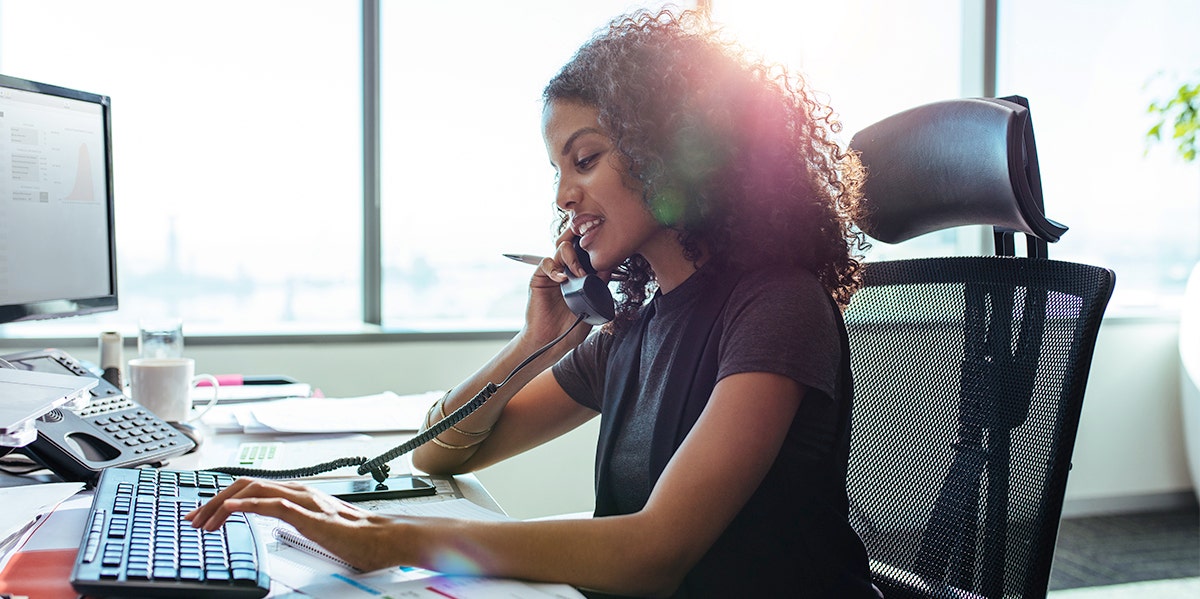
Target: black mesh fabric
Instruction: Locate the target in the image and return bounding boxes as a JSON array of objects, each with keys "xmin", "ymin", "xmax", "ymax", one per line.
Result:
[{"xmin": 844, "ymin": 256, "xmax": 1115, "ymax": 599}]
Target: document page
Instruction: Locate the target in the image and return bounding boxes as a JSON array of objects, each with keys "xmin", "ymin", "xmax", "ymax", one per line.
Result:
[
  {"xmin": 0, "ymin": 483, "xmax": 84, "ymax": 564},
  {"xmin": 262, "ymin": 498, "xmax": 584, "ymax": 598},
  {"xmin": 245, "ymin": 391, "xmax": 443, "ymax": 433}
]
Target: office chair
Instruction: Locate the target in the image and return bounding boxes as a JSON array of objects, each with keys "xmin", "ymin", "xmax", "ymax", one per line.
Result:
[{"xmin": 842, "ymin": 96, "xmax": 1116, "ymax": 599}]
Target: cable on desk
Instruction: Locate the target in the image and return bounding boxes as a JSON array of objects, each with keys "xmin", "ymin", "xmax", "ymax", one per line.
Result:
[
  {"xmin": 209, "ymin": 313, "xmax": 588, "ymax": 484},
  {"xmin": 0, "ymin": 450, "xmax": 45, "ymax": 475}
]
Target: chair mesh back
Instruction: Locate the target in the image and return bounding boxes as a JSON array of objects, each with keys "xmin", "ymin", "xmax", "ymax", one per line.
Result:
[{"xmin": 844, "ymin": 256, "xmax": 1114, "ymax": 599}]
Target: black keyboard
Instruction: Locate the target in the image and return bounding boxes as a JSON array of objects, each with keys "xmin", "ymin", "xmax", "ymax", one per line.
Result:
[{"xmin": 70, "ymin": 467, "xmax": 271, "ymax": 598}]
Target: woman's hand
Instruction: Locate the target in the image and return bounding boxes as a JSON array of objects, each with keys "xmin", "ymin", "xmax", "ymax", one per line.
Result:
[
  {"xmin": 412, "ymin": 230, "xmax": 606, "ymax": 475},
  {"xmin": 185, "ymin": 478, "xmax": 406, "ymax": 572},
  {"xmin": 520, "ymin": 228, "xmax": 604, "ymax": 347}
]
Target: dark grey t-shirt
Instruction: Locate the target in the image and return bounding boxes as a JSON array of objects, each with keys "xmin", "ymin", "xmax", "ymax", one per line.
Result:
[{"xmin": 553, "ymin": 263, "xmax": 841, "ymax": 513}]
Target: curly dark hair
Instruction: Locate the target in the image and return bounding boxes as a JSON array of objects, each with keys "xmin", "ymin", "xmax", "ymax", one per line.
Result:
[{"xmin": 543, "ymin": 8, "xmax": 868, "ymax": 325}]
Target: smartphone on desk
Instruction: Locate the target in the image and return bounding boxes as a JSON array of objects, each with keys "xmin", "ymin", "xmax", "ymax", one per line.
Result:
[{"xmin": 307, "ymin": 475, "xmax": 437, "ymax": 501}]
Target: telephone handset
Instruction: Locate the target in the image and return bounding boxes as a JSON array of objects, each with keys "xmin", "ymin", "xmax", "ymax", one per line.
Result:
[
  {"xmin": 560, "ymin": 237, "xmax": 615, "ymax": 325},
  {"xmin": 0, "ymin": 348, "xmax": 195, "ymax": 483}
]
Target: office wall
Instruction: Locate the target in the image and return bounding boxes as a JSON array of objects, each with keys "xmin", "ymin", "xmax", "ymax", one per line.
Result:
[
  {"xmin": 26, "ymin": 316, "xmax": 1194, "ymax": 520},
  {"xmin": 1062, "ymin": 318, "xmax": 1194, "ymax": 515}
]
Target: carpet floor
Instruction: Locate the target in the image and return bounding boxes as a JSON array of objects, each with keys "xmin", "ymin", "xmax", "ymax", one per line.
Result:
[
  {"xmin": 1047, "ymin": 576, "xmax": 1199, "ymax": 598},
  {"xmin": 1048, "ymin": 504, "xmax": 1199, "ymax": 590}
]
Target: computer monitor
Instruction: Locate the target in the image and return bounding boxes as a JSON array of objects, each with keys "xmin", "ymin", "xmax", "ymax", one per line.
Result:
[{"xmin": 0, "ymin": 74, "xmax": 117, "ymax": 326}]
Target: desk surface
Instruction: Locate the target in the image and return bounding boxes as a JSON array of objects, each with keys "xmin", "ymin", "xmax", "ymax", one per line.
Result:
[
  {"xmin": 175, "ymin": 426, "xmax": 502, "ymax": 512},
  {"xmin": 0, "ymin": 424, "xmax": 502, "ymax": 514},
  {"xmin": 0, "ymin": 426, "xmax": 526, "ymax": 598}
]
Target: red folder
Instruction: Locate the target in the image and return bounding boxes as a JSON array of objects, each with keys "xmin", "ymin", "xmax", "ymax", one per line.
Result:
[{"xmin": 0, "ymin": 548, "xmax": 79, "ymax": 599}]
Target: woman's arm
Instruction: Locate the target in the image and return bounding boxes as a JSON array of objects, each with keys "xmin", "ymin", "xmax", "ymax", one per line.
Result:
[
  {"xmin": 413, "ymin": 231, "xmax": 598, "ymax": 474},
  {"xmin": 409, "ymin": 336, "xmax": 594, "ymax": 474},
  {"xmin": 418, "ymin": 365, "xmax": 599, "ymax": 474},
  {"xmin": 188, "ymin": 370, "xmax": 802, "ymax": 597}
]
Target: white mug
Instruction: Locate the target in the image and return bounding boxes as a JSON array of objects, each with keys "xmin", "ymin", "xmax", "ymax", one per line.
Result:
[{"xmin": 128, "ymin": 357, "xmax": 219, "ymax": 423}]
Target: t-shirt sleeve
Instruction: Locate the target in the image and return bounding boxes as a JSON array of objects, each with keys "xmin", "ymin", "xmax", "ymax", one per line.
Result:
[
  {"xmin": 551, "ymin": 329, "xmax": 611, "ymax": 412},
  {"xmin": 717, "ymin": 269, "xmax": 842, "ymax": 402}
]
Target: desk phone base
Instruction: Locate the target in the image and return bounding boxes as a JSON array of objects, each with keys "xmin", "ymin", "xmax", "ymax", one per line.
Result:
[{"xmin": 2, "ymin": 348, "xmax": 196, "ymax": 482}]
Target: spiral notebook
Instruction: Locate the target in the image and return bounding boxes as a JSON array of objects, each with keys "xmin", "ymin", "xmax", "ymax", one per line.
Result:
[{"xmin": 272, "ymin": 526, "xmax": 357, "ymax": 571}]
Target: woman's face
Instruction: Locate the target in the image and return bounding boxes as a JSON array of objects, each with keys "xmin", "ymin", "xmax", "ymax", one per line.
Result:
[{"xmin": 542, "ymin": 100, "xmax": 668, "ymax": 272}]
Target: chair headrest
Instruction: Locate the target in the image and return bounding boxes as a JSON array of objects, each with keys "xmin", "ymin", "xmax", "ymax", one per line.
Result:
[{"xmin": 849, "ymin": 96, "xmax": 1067, "ymax": 248}]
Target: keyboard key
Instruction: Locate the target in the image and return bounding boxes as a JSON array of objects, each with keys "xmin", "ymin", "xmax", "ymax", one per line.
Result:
[{"xmin": 153, "ymin": 565, "xmax": 178, "ymax": 579}]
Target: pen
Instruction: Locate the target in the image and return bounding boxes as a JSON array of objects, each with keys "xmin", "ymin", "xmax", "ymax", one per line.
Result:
[
  {"xmin": 503, "ymin": 253, "xmax": 545, "ymax": 266},
  {"xmin": 506, "ymin": 252, "xmax": 626, "ymax": 281},
  {"xmin": 197, "ymin": 375, "xmax": 301, "ymax": 387}
]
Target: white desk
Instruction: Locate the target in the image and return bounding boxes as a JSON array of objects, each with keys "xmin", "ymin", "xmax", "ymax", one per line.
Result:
[
  {"xmin": 0, "ymin": 425, "xmax": 502, "ymax": 512},
  {"xmin": 0, "ymin": 424, "xmax": 589, "ymax": 599}
]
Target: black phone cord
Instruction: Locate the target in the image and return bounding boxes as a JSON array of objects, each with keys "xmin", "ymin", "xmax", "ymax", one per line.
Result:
[{"xmin": 209, "ymin": 313, "xmax": 587, "ymax": 483}]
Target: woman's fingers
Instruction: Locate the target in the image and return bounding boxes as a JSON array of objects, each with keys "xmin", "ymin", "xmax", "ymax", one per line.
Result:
[
  {"xmin": 186, "ymin": 478, "xmax": 331, "ymax": 531},
  {"xmin": 555, "ymin": 238, "xmax": 584, "ymax": 280},
  {"xmin": 220, "ymin": 495, "xmax": 307, "ymax": 523},
  {"xmin": 182, "ymin": 477, "xmax": 390, "ymax": 572},
  {"xmin": 184, "ymin": 477, "xmax": 252, "ymax": 527},
  {"xmin": 533, "ymin": 255, "xmax": 565, "ymax": 286},
  {"xmin": 551, "ymin": 226, "xmax": 588, "ymax": 280}
]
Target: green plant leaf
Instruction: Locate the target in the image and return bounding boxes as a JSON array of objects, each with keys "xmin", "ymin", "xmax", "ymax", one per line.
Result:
[{"xmin": 1146, "ymin": 78, "xmax": 1200, "ymax": 163}]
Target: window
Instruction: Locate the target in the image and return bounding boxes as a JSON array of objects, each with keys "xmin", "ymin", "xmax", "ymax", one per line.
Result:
[
  {"xmin": 0, "ymin": 0, "xmax": 362, "ymax": 336},
  {"xmin": 0, "ymin": 0, "xmax": 1189, "ymax": 340},
  {"xmin": 378, "ymin": 0, "xmax": 688, "ymax": 331},
  {"xmin": 710, "ymin": 0, "xmax": 976, "ymax": 262},
  {"xmin": 0, "ymin": 0, "xmax": 685, "ymax": 337},
  {"xmin": 997, "ymin": 0, "xmax": 1200, "ymax": 313}
]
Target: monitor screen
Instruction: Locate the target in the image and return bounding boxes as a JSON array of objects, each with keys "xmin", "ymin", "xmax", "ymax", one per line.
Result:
[{"xmin": 0, "ymin": 74, "xmax": 117, "ymax": 325}]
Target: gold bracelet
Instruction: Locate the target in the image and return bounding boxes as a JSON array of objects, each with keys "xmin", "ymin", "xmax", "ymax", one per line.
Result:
[
  {"xmin": 422, "ymin": 392, "xmax": 492, "ymax": 451},
  {"xmin": 423, "ymin": 399, "xmax": 441, "ymax": 429},
  {"xmin": 438, "ymin": 392, "xmax": 493, "ymax": 437},
  {"xmin": 430, "ymin": 435, "xmax": 487, "ymax": 450}
]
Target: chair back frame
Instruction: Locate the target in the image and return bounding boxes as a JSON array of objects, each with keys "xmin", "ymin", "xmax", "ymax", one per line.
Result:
[{"xmin": 844, "ymin": 96, "xmax": 1117, "ymax": 599}]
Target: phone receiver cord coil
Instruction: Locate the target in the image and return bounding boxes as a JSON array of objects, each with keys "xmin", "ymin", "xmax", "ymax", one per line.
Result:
[{"xmin": 209, "ymin": 313, "xmax": 588, "ymax": 484}]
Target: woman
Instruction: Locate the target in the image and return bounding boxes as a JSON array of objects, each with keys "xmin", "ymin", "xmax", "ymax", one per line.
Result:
[{"xmin": 189, "ymin": 9, "xmax": 877, "ymax": 597}]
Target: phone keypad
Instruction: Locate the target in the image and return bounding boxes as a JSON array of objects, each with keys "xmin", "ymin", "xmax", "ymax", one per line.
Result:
[
  {"xmin": 89, "ymin": 408, "xmax": 184, "ymax": 454},
  {"xmin": 78, "ymin": 396, "xmax": 135, "ymax": 417}
]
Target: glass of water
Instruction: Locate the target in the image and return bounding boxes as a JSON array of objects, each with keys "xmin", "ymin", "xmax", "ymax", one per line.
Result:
[{"xmin": 138, "ymin": 317, "xmax": 184, "ymax": 359}]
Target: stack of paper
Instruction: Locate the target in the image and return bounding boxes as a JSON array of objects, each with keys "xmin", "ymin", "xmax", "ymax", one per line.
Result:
[
  {"xmin": 0, "ymin": 483, "xmax": 87, "ymax": 598},
  {"xmin": 0, "ymin": 483, "xmax": 84, "ymax": 562},
  {"xmin": 201, "ymin": 391, "xmax": 443, "ymax": 434},
  {"xmin": 191, "ymin": 381, "xmax": 313, "ymax": 405}
]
